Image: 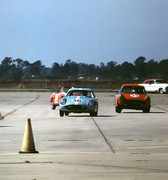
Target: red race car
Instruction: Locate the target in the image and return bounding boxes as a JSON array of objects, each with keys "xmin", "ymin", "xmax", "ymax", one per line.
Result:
[
  {"xmin": 49, "ymin": 86, "xmax": 72, "ymax": 110},
  {"xmin": 115, "ymin": 84, "xmax": 151, "ymax": 113}
]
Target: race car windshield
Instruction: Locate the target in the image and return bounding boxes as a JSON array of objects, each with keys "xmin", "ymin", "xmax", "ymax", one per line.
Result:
[
  {"xmin": 67, "ymin": 90, "xmax": 94, "ymax": 98},
  {"xmin": 120, "ymin": 86, "xmax": 146, "ymax": 94}
]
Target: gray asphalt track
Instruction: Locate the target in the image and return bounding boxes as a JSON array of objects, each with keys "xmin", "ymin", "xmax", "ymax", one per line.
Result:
[{"xmin": 0, "ymin": 92, "xmax": 168, "ymax": 179}]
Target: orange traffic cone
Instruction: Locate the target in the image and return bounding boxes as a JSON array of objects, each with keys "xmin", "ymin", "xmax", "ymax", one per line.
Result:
[{"xmin": 19, "ymin": 118, "xmax": 38, "ymax": 153}]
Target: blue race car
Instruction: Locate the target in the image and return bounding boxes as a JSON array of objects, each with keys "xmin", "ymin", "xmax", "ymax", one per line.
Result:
[{"xmin": 59, "ymin": 88, "xmax": 98, "ymax": 117}]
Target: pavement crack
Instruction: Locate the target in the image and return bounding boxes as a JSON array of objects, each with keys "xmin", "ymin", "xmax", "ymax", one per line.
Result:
[{"xmin": 92, "ymin": 117, "xmax": 115, "ymax": 153}]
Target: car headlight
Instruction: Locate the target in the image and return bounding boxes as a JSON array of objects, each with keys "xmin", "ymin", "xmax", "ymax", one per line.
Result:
[
  {"xmin": 87, "ymin": 100, "xmax": 93, "ymax": 106},
  {"xmin": 60, "ymin": 98, "xmax": 67, "ymax": 105}
]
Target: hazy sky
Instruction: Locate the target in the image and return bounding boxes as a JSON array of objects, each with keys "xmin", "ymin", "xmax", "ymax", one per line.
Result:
[{"xmin": 0, "ymin": 0, "xmax": 168, "ymax": 67}]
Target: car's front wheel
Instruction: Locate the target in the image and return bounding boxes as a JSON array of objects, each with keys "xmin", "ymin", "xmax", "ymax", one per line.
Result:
[
  {"xmin": 143, "ymin": 108, "xmax": 150, "ymax": 113},
  {"xmin": 115, "ymin": 106, "xmax": 122, "ymax": 113},
  {"xmin": 90, "ymin": 111, "xmax": 98, "ymax": 116},
  {"xmin": 90, "ymin": 105, "xmax": 98, "ymax": 116},
  {"xmin": 65, "ymin": 112, "xmax": 69, "ymax": 116},
  {"xmin": 59, "ymin": 110, "xmax": 64, "ymax": 117},
  {"xmin": 51, "ymin": 99, "xmax": 56, "ymax": 110}
]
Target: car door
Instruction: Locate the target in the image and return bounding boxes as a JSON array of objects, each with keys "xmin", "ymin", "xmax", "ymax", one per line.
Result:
[{"xmin": 144, "ymin": 80, "xmax": 156, "ymax": 92}]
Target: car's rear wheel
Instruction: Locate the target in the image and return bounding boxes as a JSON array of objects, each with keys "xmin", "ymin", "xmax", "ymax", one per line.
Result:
[
  {"xmin": 59, "ymin": 110, "xmax": 64, "ymax": 117},
  {"xmin": 90, "ymin": 111, "xmax": 98, "ymax": 116},
  {"xmin": 115, "ymin": 106, "xmax": 122, "ymax": 113},
  {"xmin": 51, "ymin": 99, "xmax": 56, "ymax": 110}
]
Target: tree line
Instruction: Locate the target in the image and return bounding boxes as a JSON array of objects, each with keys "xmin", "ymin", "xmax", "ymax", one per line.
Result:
[{"xmin": 0, "ymin": 56, "xmax": 168, "ymax": 80}]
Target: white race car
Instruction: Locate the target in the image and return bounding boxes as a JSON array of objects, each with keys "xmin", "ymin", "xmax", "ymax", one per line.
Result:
[{"xmin": 139, "ymin": 79, "xmax": 168, "ymax": 94}]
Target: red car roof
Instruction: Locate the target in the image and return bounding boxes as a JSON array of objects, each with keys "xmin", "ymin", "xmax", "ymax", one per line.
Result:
[
  {"xmin": 122, "ymin": 84, "xmax": 144, "ymax": 87},
  {"xmin": 143, "ymin": 79, "xmax": 163, "ymax": 83}
]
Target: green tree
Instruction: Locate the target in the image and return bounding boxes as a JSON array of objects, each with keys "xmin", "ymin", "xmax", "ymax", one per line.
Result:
[
  {"xmin": 134, "ymin": 56, "xmax": 146, "ymax": 79},
  {"xmin": 1, "ymin": 57, "xmax": 13, "ymax": 77},
  {"xmin": 159, "ymin": 59, "xmax": 168, "ymax": 78},
  {"xmin": 106, "ymin": 61, "xmax": 117, "ymax": 78},
  {"xmin": 30, "ymin": 60, "xmax": 42, "ymax": 77},
  {"xmin": 13, "ymin": 58, "xmax": 24, "ymax": 78},
  {"xmin": 146, "ymin": 59, "xmax": 158, "ymax": 78},
  {"xmin": 51, "ymin": 62, "xmax": 61, "ymax": 78},
  {"xmin": 120, "ymin": 61, "xmax": 134, "ymax": 79}
]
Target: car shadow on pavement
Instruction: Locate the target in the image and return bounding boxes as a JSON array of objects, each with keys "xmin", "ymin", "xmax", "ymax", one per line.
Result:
[
  {"xmin": 122, "ymin": 111, "xmax": 166, "ymax": 114},
  {"xmin": 96, "ymin": 115, "xmax": 116, "ymax": 117},
  {"xmin": 69, "ymin": 114, "xmax": 115, "ymax": 117}
]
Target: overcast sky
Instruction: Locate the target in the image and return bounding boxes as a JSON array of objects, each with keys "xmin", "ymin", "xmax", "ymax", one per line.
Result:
[{"xmin": 0, "ymin": 0, "xmax": 168, "ymax": 67}]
